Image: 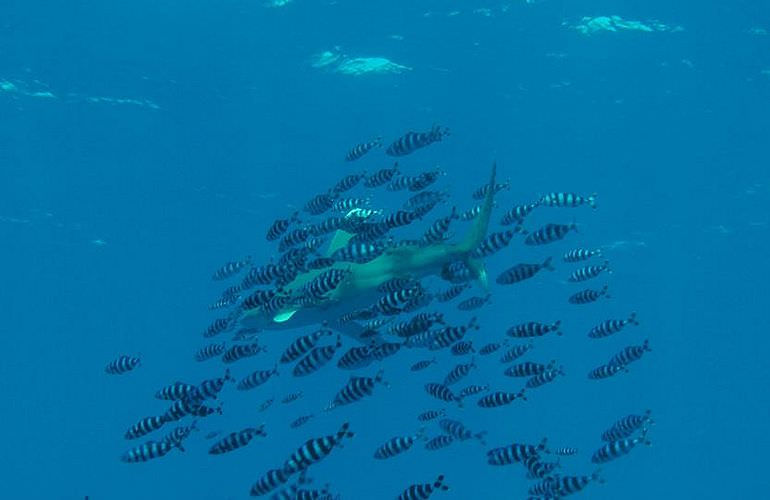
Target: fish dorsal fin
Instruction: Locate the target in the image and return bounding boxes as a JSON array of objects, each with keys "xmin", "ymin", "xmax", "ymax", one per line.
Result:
[
  {"xmin": 325, "ymin": 230, "xmax": 354, "ymax": 258},
  {"xmin": 458, "ymin": 162, "xmax": 497, "ymax": 253},
  {"xmin": 273, "ymin": 310, "xmax": 298, "ymax": 323}
]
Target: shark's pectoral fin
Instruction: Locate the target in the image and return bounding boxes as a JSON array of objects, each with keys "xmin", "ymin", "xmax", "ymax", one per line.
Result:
[
  {"xmin": 465, "ymin": 257, "xmax": 489, "ymax": 292},
  {"xmin": 273, "ymin": 310, "xmax": 298, "ymax": 323}
]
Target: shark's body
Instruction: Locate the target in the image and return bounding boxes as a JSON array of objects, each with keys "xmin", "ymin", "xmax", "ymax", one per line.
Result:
[{"xmin": 241, "ymin": 163, "xmax": 498, "ymax": 339}]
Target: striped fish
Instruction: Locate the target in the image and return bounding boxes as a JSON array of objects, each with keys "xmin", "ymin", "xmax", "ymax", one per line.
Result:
[{"xmin": 386, "ymin": 126, "xmax": 449, "ymax": 157}]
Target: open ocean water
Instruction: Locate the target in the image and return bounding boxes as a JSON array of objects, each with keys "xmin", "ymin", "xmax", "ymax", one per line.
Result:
[{"xmin": 1, "ymin": 1, "xmax": 768, "ymax": 499}]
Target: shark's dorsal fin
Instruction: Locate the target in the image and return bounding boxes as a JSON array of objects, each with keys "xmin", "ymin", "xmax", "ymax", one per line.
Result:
[
  {"xmin": 325, "ymin": 230, "xmax": 354, "ymax": 257},
  {"xmin": 458, "ymin": 162, "xmax": 497, "ymax": 253}
]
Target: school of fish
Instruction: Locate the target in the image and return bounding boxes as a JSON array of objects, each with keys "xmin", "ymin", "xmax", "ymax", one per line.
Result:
[{"xmin": 107, "ymin": 125, "xmax": 654, "ymax": 499}]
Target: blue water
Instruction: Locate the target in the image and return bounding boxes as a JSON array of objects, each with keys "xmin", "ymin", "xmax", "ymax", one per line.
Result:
[{"xmin": 2, "ymin": 1, "xmax": 769, "ymax": 498}]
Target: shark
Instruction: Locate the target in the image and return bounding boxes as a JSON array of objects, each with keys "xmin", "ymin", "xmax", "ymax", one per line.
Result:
[{"xmin": 241, "ymin": 162, "xmax": 499, "ymax": 340}]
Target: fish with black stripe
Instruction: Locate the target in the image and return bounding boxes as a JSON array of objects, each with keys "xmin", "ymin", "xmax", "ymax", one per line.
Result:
[
  {"xmin": 120, "ymin": 439, "xmax": 178, "ymax": 463},
  {"xmin": 500, "ymin": 202, "xmax": 539, "ymax": 226},
  {"xmin": 424, "ymin": 383, "xmax": 463, "ymax": 407},
  {"xmin": 241, "ymin": 263, "xmax": 292, "ymax": 288},
  {"xmin": 267, "ymin": 213, "xmax": 301, "ymax": 241},
  {"xmin": 281, "ymin": 422, "xmax": 354, "ymax": 475},
  {"xmin": 105, "ymin": 355, "xmax": 141, "ymax": 375},
  {"xmin": 396, "ymin": 475, "xmax": 449, "ymax": 500},
  {"xmin": 331, "ymin": 370, "xmax": 388, "ymax": 407},
  {"xmin": 197, "ymin": 369, "xmax": 235, "ymax": 399},
  {"xmin": 540, "ymin": 191, "xmax": 597, "ymax": 209},
  {"xmin": 563, "ymin": 247, "xmax": 602, "ymax": 262},
  {"xmin": 588, "ymin": 312, "xmax": 639, "ymax": 338},
  {"xmin": 281, "ymin": 391, "xmax": 303, "ymax": 404},
  {"xmin": 507, "ymin": 320, "xmax": 561, "ymax": 338},
  {"xmin": 458, "ymin": 384, "xmax": 489, "ymax": 398},
  {"xmin": 568, "ymin": 260, "xmax": 611, "ymax": 282},
  {"xmin": 332, "ymin": 197, "xmax": 370, "ymax": 213},
  {"xmin": 155, "ymin": 381, "xmax": 197, "ymax": 401},
  {"xmin": 222, "ymin": 342, "xmax": 265, "ymax": 364},
  {"xmin": 212, "ymin": 256, "xmax": 252, "ymax": 281},
  {"xmin": 237, "ymin": 365, "xmax": 279, "ymax": 391},
  {"xmin": 568, "ymin": 285, "xmax": 609, "ymax": 304},
  {"xmin": 410, "ymin": 358, "xmax": 437, "ymax": 371},
  {"xmin": 457, "ymin": 294, "xmax": 490, "ymax": 311},
  {"xmin": 524, "ymin": 455, "xmax": 560, "ymax": 480},
  {"xmin": 337, "ymin": 345, "xmax": 374, "ymax": 370},
  {"xmin": 278, "ymin": 228, "xmax": 312, "ymax": 252},
  {"xmin": 425, "ymin": 435, "xmax": 454, "ymax": 451},
  {"xmin": 602, "ymin": 410, "xmax": 653, "ymax": 441},
  {"xmin": 308, "ymin": 216, "xmax": 346, "ymax": 237},
  {"xmin": 440, "ymin": 261, "xmax": 473, "ymax": 284},
  {"xmin": 496, "ymin": 257, "xmax": 554, "ymax": 285},
  {"xmin": 250, "ymin": 468, "xmax": 290, "ymax": 497},
  {"xmin": 374, "ymin": 428, "xmax": 426, "ymax": 459},
  {"xmin": 162, "ymin": 421, "xmax": 197, "ymax": 451},
  {"xmin": 331, "ymin": 239, "xmax": 389, "ymax": 264},
  {"xmin": 345, "ymin": 137, "xmax": 382, "ymax": 161},
  {"xmin": 439, "ymin": 418, "xmax": 486, "ymax": 445},
  {"xmin": 203, "ymin": 317, "xmax": 230, "ymax": 338},
  {"xmin": 479, "ymin": 340, "xmax": 507, "ymax": 356},
  {"xmin": 375, "ymin": 286, "xmax": 422, "ymax": 315},
  {"xmin": 306, "ymin": 257, "xmax": 336, "ymax": 271},
  {"xmin": 208, "ymin": 295, "xmax": 238, "ymax": 310},
  {"xmin": 428, "ymin": 317, "xmax": 479, "ymax": 350},
  {"xmin": 124, "ymin": 415, "xmax": 168, "ymax": 440},
  {"xmin": 386, "ymin": 126, "xmax": 449, "ymax": 157},
  {"xmin": 241, "ymin": 289, "xmax": 282, "ymax": 312},
  {"xmin": 280, "ymin": 326, "xmax": 335, "ymax": 363},
  {"xmin": 304, "ymin": 192, "xmax": 336, "ymax": 216},
  {"xmin": 333, "ymin": 172, "xmax": 367, "ymax": 193},
  {"xmin": 303, "ymin": 268, "xmax": 350, "ymax": 300},
  {"xmin": 422, "ymin": 208, "xmax": 458, "ymax": 245},
  {"xmin": 436, "ymin": 283, "xmax": 469, "ymax": 302},
  {"xmin": 371, "ymin": 341, "xmax": 403, "ymax": 361},
  {"xmin": 364, "ymin": 163, "xmax": 400, "ymax": 188},
  {"xmin": 587, "ymin": 363, "xmax": 626, "ymax": 380},
  {"xmin": 592, "ymin": 430, "xmax": 650, "ymax": 464},
  {"xmin": 161, "ymin": 392, "xmax": 205, "ymax": 422},
  {"xmin": 450, "ymin": 340, "xmax": 474, "ymax": 356},
  {"xmin": 290, "ymin": 414, "xmax": 315, "ymax": 429},
  {"xmin": 209, "ymin": 424, "xmax": 267, "ymax": 455},
  {"xmin": 526, "ymin": 365, "xmax": 565, "ymax": 389},
  {"xmin": 459, "ymin": 204, "xmax": 484, "ymax": 221},
  {"xmin": 500, "ymin": 342, "xmax": 534, "ymax": 363},
  {"xmin": 547, "ymin": 471, "xmax": 603, "ymax": 496},
  {"xmin": 418, "ymin": 409, "xmax": 445, "ymax": 422},
  {"xmin": 551, "ymin": 446, "xmax": 579, "ymax": 456},
  {"xmin": 505, "ymin": 360, "xmax": 555, "ymax": 378},
  {"xmin": 292, "ymin": 335, "xmax": 342, "ymax": 377},
  {"xmin": 443, "ymin": 358, "xmax": 477, "ymax": 386},
  {"xmin": 524, "ymin": 222, "xmax": 577, "ymax": 245},
  {"xmin": 472, "ymin": 179, "xmax": 509, "ymax": 200},
  {"xmin": 477, "ymin": 390, "xmax": 526, "ymax": 408},
  {"xmin": 608, "ymin": 339, "xmax": 651, "ymax": 368},
  {"xmin": 487, "ymin": 439, "xmax": 547, "ymax": 465},
  {"xmin": 408, "ymin": 169, "xmax": 444, "ymax": 192}
]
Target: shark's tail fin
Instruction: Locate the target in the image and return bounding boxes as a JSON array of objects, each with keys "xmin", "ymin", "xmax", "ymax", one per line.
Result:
[{"xmin": 458, "ymin": 162, "xmax": 497, "ymax": 253}]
